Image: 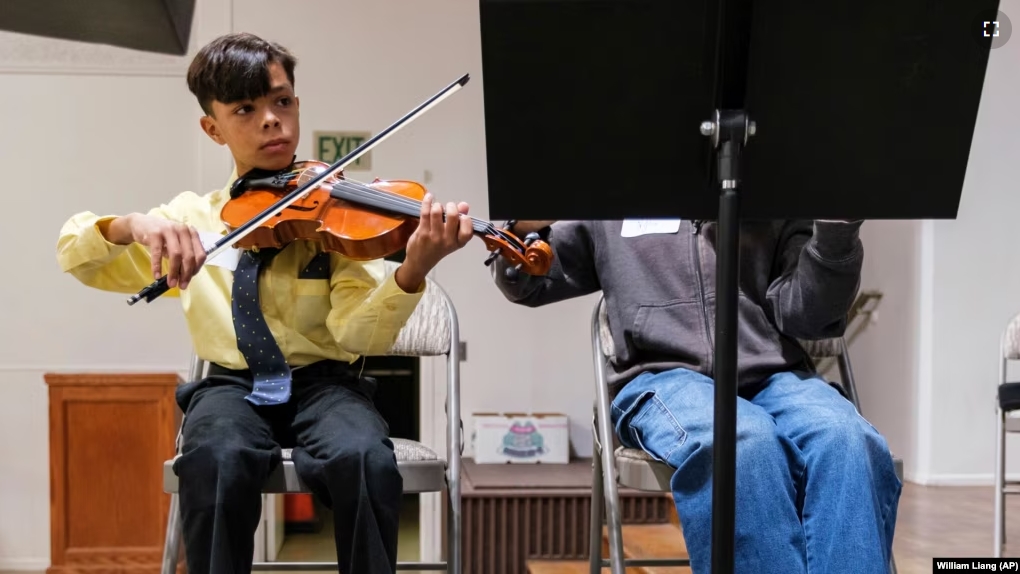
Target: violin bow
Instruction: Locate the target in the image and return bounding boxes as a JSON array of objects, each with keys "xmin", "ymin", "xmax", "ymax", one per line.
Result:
[{"xmin": 127, "ymin": 73, "xmax": 471, "ymax": 306}]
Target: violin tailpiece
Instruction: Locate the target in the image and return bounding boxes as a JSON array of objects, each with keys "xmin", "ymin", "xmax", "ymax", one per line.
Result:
[{"xmin": 229, "ymin": 156, "xmax": 299, "ymax": 199}]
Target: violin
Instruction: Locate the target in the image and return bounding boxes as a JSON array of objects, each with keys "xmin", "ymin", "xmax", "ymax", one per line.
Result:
[
  {"xmin": 126, "ymin": 73, "xmax": 553, "ymax": 305},
  {"xmin": 221, "ymin": 159, "xmax": 553, "ymax": 271}
]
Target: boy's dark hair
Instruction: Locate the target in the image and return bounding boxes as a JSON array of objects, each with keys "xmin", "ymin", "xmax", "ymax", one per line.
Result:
[{"xmin": 187, "ymin": 32, "xmax": 297, "ymax": 116}]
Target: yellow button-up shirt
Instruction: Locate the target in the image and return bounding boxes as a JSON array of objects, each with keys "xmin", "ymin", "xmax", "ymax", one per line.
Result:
[{"xmin": 56, "ymin": 171, "xmax": 425, "ymax": 369}]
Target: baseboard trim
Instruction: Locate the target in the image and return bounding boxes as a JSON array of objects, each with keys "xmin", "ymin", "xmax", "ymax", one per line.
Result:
[
  {"xmin": 0, "ymin": 64, "xmax": 186, "ymax": 77},
  {"xmin": 0, "ymin": 365, "xmax": 187, "ymax": 373},
  {"xmin": 908, "ymin": 473, "xmax": 1020, "ymax": 487},
  {"xmin": 0, "ymin": 557, "xmax": 49, "ymax": 571}
]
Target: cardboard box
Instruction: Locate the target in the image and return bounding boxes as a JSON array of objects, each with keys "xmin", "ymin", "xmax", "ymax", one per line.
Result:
[{"xmin": 471, "ymin": 412, "xmax": 570, "ymax": 464}]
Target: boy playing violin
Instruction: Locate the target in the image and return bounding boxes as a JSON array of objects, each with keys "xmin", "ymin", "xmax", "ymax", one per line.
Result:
[{"xmin": 56, "ymin": 32, "xmax": 473, "ymax": 574}]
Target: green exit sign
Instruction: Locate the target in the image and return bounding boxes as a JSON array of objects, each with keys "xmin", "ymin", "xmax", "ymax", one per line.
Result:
[{"xmin": 314, "ymin": 131, "xmax": 372, "ymax": 170}]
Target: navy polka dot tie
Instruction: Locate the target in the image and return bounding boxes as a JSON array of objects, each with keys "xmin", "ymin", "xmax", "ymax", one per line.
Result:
[{"xmin": 232, "ymin": 248, "xmax": 292, "ymax": 406}]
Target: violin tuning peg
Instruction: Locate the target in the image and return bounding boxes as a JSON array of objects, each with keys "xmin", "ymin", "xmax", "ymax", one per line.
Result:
[
  {"xmin": 524, "ymin": 232, "xmax": 540, "ymax": 247},
  {"xmin": 483, "ymin": 250, "xmax": 500, "ymax": 266},
  {"xmin": 504, "ymin": 263, "xmax": 523, "ymax": 283}
]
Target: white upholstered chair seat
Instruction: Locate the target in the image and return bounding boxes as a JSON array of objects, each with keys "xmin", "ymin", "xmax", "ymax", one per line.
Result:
[{"xmin": 164, "ymin": 437, "xmax": 445, "ymax": 495}]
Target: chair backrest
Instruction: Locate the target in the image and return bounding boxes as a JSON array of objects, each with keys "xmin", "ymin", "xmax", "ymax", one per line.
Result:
[
  {"xmin": 1003, "ymin": 311, "xmax": 1020, "ymax": 361},
  {"xmin": 797, "ymin": 337, "xmax": 844, "ymax": 360},
  {"xmin": 596, "ymin": 295, "xmax": 615, "ymax": 362},
  {"xmin": 375, "ymin": 261, "xmax": 463, "ymax": 462},
  {"xmin": 384, "ymin": 265, "xmax": 454, "ymax": 357}
]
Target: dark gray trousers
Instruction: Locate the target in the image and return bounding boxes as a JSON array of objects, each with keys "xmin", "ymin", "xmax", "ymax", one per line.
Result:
[{"xmin": 172, "ymin": 360, "xmax": 402, "ymax": 574}]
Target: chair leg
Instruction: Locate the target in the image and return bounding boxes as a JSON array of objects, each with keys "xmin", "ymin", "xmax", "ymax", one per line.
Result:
[
  {"xmin": 448, "ymin": 482, "xmax": 462, "ymax": 574},
  {"xmin": 996, "ymin": 406, "xmax": 1006, "ymax": 557},
  {"xmin": 594, "ymin": 410, "xmax": 626, "ymax": 573},
  {"xmin": 601, "ymin": 452, "xmax": 627, "ymax": 574},
  {"xmin": 596, "ymin": 450, "xmax": 628, "ymax": 574},
  {"xmin": 162, "ymin": 493, "xmax": 182, "ymax": 574},
  {"xmin": 590, "ymin": 442, "xmax": 605, "ymax": 574}
]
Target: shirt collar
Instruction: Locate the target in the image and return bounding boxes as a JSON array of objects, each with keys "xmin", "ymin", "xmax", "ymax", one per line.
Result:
[
  {"xmin": 209, "ymin": 166, "xmax": 239, "ymax": 212},
  {"xmin": 225, "ymin": 166, "xmax": 239, "ymax": 189}
]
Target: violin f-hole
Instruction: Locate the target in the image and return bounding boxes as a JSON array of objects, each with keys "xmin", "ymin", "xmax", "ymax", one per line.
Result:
[
  {"xmin": 274, "ymin": 201, "xmax": 321, "ymax": 218},
  {"xmin": 283, "ymin": 201, "xmax": 320, "ymax": 213}
]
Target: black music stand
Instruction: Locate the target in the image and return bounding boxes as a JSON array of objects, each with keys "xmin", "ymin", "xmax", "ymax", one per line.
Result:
[{"xmin": 478, "ymin": 0, "xmax": 1001, "ymax": 572}]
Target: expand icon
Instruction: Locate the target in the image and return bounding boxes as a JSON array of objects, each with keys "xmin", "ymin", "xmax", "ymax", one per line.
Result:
[{"xmin": 975, "ymin": 9, "xmax": 1011, "ymax": 50}]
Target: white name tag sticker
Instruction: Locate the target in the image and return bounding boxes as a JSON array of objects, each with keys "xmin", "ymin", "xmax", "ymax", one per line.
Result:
[
  {"xmin": 199, "ymin": 231, "xmax": 240, "ymax": 271},
  {"xmin": 620, "ymin": 219, "xmax": 682, "ymax": 238}
]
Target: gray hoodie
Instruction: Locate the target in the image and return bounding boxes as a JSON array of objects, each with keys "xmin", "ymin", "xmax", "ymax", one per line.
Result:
[{"xmin": 490, "ymin": 219, "xmax": 864, "ymax": 394}]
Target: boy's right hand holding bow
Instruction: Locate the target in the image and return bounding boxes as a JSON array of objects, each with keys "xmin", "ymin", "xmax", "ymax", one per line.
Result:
[{"xmin": 100, "ymin": 213, "xmax": 207, "ymax": 290}]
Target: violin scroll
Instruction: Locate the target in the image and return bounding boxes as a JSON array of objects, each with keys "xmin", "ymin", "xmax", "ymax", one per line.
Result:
[{"xmin": 481, "ymin": 229, "xmax": 554, "ymax": 278}]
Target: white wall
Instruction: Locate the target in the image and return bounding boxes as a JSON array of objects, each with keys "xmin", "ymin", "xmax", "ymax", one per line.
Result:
[{"xmin": 923, "ymin": 28, "xmax": 1020, "ymax": 484}]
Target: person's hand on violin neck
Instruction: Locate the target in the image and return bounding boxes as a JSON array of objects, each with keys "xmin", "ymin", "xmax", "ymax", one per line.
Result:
[
  {"xmin": 101, "ymin": 213, "xmax": 206, "ymax": 290},
  {"xmin": 394, "ymin": 193, "xmax": 473, "ymax": 293}
]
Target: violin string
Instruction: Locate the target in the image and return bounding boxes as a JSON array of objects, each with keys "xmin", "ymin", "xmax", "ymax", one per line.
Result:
[
  {"xmin": 331, "ymin": 178, "xmax": 525, "ymax": 250},
  {"xmin": 337, "ymin": 178, "xmax": 490, "ymax": 229},
  {"xmin": 332, "ymin": 181, "xmax": 526, "ymax": 258},
  {"xmin": 331, "ymin": 177, "xmax": 448, "ymax": 216},
  {"xmin": 332, "ymin": 180, "xmax": 439, "ymax": 220},
  {"xmin": 261, "ymin": 169, "xmax": 523, "ymax": 251},
  {"xmin": 262, "ymin": 166, "xmax": 482, "ymax": 230}
]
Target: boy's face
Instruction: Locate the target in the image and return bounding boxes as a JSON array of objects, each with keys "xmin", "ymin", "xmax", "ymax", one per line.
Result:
[{"xmin": 200, "ymin": 61, "xmax": 300, "ymax": 176}]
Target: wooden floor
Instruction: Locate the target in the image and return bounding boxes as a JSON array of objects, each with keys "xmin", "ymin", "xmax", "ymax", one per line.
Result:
[
  {"xmin": 529, "ymin": 481, "xmax": 1020, "ymax": 573},
  {"xmin": 892, "ymin": 481, "xmax": 1019, "ymax": 573},
  {"xmin": 4, "ymin": 482, "xmax": 1020, "ymax": 573}
]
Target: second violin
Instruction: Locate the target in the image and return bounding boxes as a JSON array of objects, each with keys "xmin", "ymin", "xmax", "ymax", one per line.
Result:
[{"xmin": 221, "ymin": 160, "xmax": 554, "ymax": 277}]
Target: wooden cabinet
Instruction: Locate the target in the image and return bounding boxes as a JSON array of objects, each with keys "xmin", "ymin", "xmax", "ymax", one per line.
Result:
[{"xmin": 45, "ymin": 373, "xmax": 181, "ymax": 574}]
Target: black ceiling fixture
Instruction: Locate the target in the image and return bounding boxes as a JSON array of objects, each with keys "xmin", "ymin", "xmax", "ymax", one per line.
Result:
[{"xmin": 0, "ymin": 0, "xmax": 196, "ymax": 56}]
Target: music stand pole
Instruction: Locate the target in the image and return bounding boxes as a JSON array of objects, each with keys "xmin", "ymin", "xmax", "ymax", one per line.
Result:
[{"xmin": 701, "ymin": 109, "xmax": 754, "ymax": 574}]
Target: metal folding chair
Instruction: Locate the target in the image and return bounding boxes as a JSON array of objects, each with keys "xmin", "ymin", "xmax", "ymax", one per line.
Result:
[
  {"xmin": 587, "ymin": 292, "xmax": 901, "ymax": 574},
  {"xmin": 994, "ymin": 310, "xmax": 1020, "ymax": 557},
  {"xmin": 160, "ymin": 266, "xmax": 462, "ymax": 573}
]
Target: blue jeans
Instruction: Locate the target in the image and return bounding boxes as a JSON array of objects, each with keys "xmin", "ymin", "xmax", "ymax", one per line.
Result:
[{"xmin": 610, "ymin": 368, "xmax": 901, "ymax": 574}]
